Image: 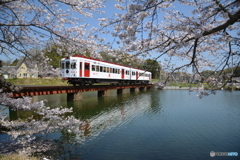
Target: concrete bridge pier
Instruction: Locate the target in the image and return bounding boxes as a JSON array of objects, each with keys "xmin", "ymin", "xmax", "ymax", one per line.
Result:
[
  {"xmin": 67, "ymin": 92, "xmax": 83, "ymax": 101},
  {"xmin": 117, "ymin": 88, "xmax": 128, "ymax": 94},
  {"xmin": 147, "ymin": 86, "xmax": 152, "ymax": 90},
  {"xmin": 117, "ymin": 89, "xmax": 123, "ymax": 94},
  {"xmin": 130, "ymin": 88, "xmax": 135, "ymax": 92},
  {"xmin": 139, "ymin": 87, "xmax": 145, "ymax": 91},
  {"xmin": 98, "ymin": 90, "xmax": 110, "ymax": 97}
]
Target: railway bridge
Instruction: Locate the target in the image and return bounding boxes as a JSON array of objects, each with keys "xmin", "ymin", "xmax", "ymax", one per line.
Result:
[{"xmin": 8, "ymin": 84, "xmax": 152, "ymax": 101}]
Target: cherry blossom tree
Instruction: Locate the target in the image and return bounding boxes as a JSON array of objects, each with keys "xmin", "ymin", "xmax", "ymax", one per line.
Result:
[
  {"xmin": 1, "ymin": 0, "xmax": 240, "ymax": 154},
  {"xmin": 102, "ymin": 0, "xmax": 240, "ymax": 89},
  {"xmin": 0, "ymin": 0, "xmax": 106, "ymax": 57},
  {"xmin": 0, "ymin": 0, "xmax": 106, "ymax": 154},
  {"xmin": 0, "ymin": 91, "xmax": 82, "ymax": 154}
]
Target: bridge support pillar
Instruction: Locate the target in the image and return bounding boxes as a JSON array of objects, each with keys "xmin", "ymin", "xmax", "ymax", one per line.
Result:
[
  {"xmin": 139, "ymin": 87, "xmax": 145, "ymax": 91},
  {"xmin": 130, "ymin": 88, "xmax": 135, "ymax": 92},
  {"xmin": 67, "ymin": 92, "xmax": 83, "ymax": 101},
  {"xmin": 147, "ymin": 86, "xmax": 151, "ymax": 90},
  {"xmin": 117, "ymin": 89, "xmax": 127, "ymax": 94},
  {"xmin": 98, "ymin": 90, "xmax": 110, "ymax": 97},
  {"xmin": 117, "ymin": 89, "xmax": 122, "ymax": 94}
]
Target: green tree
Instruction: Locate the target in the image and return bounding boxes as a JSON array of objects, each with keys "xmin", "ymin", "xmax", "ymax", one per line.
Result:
[
  {"xmin": 143, "ymin": 59, "xmax": 160, "ymax": 79},
  {"xmin": 10, "ymin": 59, "xmax": 19, "ymax": 66},
  {"xmin": 44, "ymin": 46, "xmax": 66, "ymax": 68}
]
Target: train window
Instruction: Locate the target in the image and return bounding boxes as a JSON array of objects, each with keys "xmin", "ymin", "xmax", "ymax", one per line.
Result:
[
  {"xmin": 132, "ymin": 72, "xmax": 135, "ymax": 76},
  {"xmin": 115, "ymin": 68, "xmax": 118, "ymax": 74},
  {"xmin": 66, "ymin": 61, "xmax": 70, "ymax": 69},
  {"xmin": 107, "ymin": 67, "xmax": 110, "ymax": 73},
  {"xmin": 100, "ymin": 66, "xmax": 103, "ymax": 72},
  {"xmin": 92, "ymin": 65, "xmax": 96, "ymax": 71},
  {"xmin": 110, "ymin": 68, "xmax": 113, "ymax": 73},
  {"xmin": 71, "ymin": 62, "xmax": 76, "ymax": 69},
  {"xmin": 96, "ymin": 65, "xmax": 99, "ymax": 72},
  {"xmin": 103, "ymin": 67, "xmax": 106, "ymax": 72},
  {"xmin": 61, "ymin": 63, "xmax": 64, "ymax": 69}
]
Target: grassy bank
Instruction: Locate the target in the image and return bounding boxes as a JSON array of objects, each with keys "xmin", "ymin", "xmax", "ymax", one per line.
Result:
[
  {"xmin": 0, "ymin": 153, "xmax": 39, "ymax": 160},
  {"xmin": 6, "ymin": 78, "xmax": 68, "ymax": 86},
  {"xmin": 168, "ymin": 82, "xmax": 200, "ymax": 88}
]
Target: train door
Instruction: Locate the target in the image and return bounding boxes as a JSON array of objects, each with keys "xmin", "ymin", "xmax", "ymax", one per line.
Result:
[
  {"xmin": 136, "ymin": 71, "xmax": 139, "ymax": 80},
  {"xmin": 121, "ymin": 69, "xmax": 125, "ymax": 79},
  {"xmin": 84, "ymin": 62, "xmax": 90, "ymax": 77},
  {"xmin": 79, "ymin": 62, "xmax": 83, "ymax": 77}
]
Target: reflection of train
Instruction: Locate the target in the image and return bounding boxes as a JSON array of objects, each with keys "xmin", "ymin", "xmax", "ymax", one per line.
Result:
[{"xmin": 61, "ymin": 55, "xmax": 152, "ymax": 86}]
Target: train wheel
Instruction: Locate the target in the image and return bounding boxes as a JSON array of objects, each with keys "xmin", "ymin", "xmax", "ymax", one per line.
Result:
[
  {"xmin": 119, "ymin": 81, "xmax": 123, "ymax": 85},
  {"xmin": 88, "ymin": 80, "xmax": 93, "ymax": 86},
  {"xmin": 79, "ymin": 81, "xmax": 85, "ymax": 86}
]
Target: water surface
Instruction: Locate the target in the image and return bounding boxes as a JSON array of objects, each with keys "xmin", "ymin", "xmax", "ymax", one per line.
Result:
[{"xmin": 1, "ymin": 89, "xmax": 240, "ymax": 160}]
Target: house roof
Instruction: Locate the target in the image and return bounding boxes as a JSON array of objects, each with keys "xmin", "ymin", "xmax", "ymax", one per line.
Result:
[
  {"xmin": 0, "ymin": 66, "xmax": 16, "ymax": 74},
  {"xmin": 0, "ymin": 59, "xmax": 37, "ymax": 74},
  {"xmin": 15, "ymin": 59, "xmax": 36, "ymax": 69}
]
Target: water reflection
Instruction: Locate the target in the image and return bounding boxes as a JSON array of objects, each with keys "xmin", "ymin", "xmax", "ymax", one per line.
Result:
[
  {"xmin": 32, "ymin": 90, "xmax": 156, "ymax": 142},
  {"xmin": 71, "ymin": 91, "xmax": 154, "ymax": 143},
  {"xmin": 2, "ymin": 90, "xmax": 239, "ymax": 160},
  {"xmin": 7, "ymin": 90, "xmax": 162, "ymax": 145}
]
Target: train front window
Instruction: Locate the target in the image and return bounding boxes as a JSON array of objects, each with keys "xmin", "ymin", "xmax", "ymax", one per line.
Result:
[
  {"xmin": 61, "ymin": 62, "xmax": 64, "ymax": 69},
  {"xmin": 71, "ymin": 62, "xmax": 76, "ymax": 69},
  {"xmin": 66, "ymin": 61, "xmax": 70, "ymax": 69}
]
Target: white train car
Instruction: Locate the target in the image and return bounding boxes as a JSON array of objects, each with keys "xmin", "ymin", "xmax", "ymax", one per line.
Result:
[{"xmin": 61, "ymin": 55, "xmax": 151, "ymax": 85}]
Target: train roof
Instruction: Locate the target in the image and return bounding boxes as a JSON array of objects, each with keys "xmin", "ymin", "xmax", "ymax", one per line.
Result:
[{"xmin": 64, "ymin": 55, "xmax": 150, "ymax": 72}]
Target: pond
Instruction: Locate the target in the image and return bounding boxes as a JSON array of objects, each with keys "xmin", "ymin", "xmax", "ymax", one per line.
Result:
[{"xmin": 1, "ymin": 89, "xmax": 240, "ymax": 160}]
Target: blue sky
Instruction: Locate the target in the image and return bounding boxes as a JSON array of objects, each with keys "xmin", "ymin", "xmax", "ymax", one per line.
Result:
[{"xmin": 1, "ymin": 0, "xmax": 238, "ymax": 73}]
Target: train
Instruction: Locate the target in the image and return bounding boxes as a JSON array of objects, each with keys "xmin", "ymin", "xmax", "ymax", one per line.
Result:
[{"xmin": 60, "ymin": 55, "xmax": 152, "ymax": 86}]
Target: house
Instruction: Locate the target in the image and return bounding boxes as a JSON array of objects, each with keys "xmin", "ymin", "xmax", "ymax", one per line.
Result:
[
  {"xmin": 0, "ymin": 59, "xmax": 38, "ymax": 79},
  {"xmin": 0, "ymin": 66, "xmax": 16, "ymax": 79}
]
